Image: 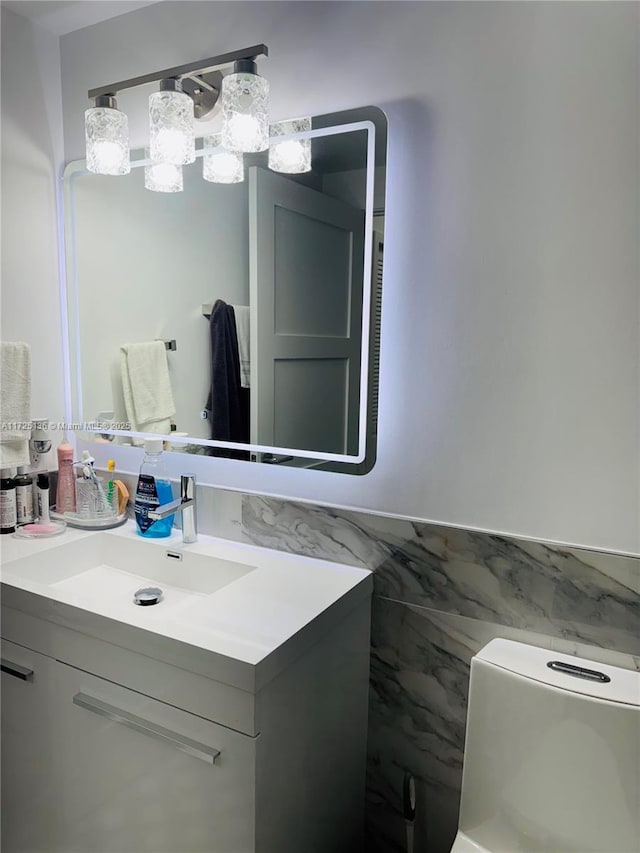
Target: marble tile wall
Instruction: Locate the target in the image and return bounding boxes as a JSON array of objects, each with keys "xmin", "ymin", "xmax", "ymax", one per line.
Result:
[{"xmin": 240, "ymin": 495, "xmax": 640, "ymax": 853}]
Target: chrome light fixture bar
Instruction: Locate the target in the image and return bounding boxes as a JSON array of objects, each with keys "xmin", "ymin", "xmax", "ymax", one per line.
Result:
[
  {"xmin": 86, "ymin": 44, "xmax": 268, "ymax": 174},
  {"xmin": 88, "ymin": 44, "xmax": 268, "ymax": 114}
]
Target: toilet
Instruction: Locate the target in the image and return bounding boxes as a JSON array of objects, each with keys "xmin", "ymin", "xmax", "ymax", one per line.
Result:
[{"xmin": 450, "ymin": 639, "xmax": 640, "ymax": 853}]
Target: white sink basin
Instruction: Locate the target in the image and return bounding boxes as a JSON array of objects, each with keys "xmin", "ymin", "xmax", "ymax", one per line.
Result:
[{"xmin": 3, "ymin": 532, "xmax": 255, "ymax": 616}]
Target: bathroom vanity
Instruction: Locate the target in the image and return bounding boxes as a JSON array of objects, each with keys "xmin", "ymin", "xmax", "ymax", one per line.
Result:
[{"xmin": 0, "ymin": 526, "xmax": 372, "ymax": 853}]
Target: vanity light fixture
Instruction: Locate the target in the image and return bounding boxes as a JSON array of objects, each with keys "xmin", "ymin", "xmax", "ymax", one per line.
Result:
[
  {"xmin": 268, "ymin": 117, "xmax": 312, "ymax": 174},
  {"xmin": 202, "ymin": 134, "xmax": 244, "ymax": 184},
  {"xmin": 85, "ymin": 96, "xmax": 130, "ymax": 175},
  {"xmin": 144, "ymin": 149, "xmax": 183, "ymax": 193},
  {"xmin": 85, "ymin": 45, "xmax": 269, "ymax": 175},
  {"xmin": 149, "ymin": 79, "xmax": 195, "ymax": 165},
  {"xmin": 221, "ymin": 59, "xmax": 270, "ymax": 153}
]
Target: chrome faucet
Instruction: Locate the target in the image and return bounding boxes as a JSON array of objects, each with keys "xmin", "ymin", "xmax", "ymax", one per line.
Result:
[{"xmin": 148, "ymin": 474, "xmax": 197, "ymax": 544}]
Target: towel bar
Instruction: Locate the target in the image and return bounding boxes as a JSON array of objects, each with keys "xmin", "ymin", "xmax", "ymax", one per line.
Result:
[{"xmin": 201, "ymin": 303, "xmax": 248, "ymax": 319}]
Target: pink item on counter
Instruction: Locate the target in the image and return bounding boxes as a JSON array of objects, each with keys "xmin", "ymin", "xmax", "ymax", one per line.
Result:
[
  {"xmin": 56, "ymin": 441, "xmax": 76, "ymax": 513},
  {"xmin": 14, "ymin": 520, "xmax": 66, "ymax": 538}
]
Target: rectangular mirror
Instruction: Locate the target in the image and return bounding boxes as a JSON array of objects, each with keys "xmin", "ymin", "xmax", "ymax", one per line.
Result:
[{"xmin": 64, "ymin": 106, "xmax": 386, "ymax": 473}]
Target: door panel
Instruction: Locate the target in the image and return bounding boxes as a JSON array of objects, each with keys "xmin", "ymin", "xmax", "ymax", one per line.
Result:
[
  {"xmin": 273, "ymin": 207, "xmax": 352, "ymax": 337},
  {"xmin": 274, "ymin": 359, "xmax": 348, "ymax": 452},
  {"xmin": 250, "ymin": 167, "xmax": 365, "ymax": 456}
]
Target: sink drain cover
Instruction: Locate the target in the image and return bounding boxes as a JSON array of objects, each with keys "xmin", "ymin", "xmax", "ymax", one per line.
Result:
[{"xmin": 134, "ymin": 587, "xmax": 163, "ymax": 606}]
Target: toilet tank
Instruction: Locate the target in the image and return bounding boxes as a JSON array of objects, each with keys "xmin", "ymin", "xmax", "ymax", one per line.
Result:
[{"xmin": 457, "ymin": 639, "xmax": 640, "ymax": 853}]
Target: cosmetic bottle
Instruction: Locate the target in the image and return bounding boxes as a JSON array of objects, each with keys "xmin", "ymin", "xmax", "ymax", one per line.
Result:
[
  {"xmin": 14, "ymin": 466, "xmax": 34, "ymax": 525},
  {"xmin": 56, "ymin": 441, "xmax": 76, "ymax": 512},
  {"xmin": 0, "ymin": 469, "xmax": 17, "ymax": 534},
  {"xmin": 134, "ymin": 439, "xmax": 174, "ymax": 538},
  {"xmin": 36, "ymin": 472, "xmax": 51, "ymax": 522}
]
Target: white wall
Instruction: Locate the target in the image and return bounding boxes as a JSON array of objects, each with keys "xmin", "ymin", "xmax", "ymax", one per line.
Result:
[
  {"xmin": 57, "ymin": 1, "xmax": 639, "ymax": 552},
  {"xmin": 1, "ymin": 6, "xmax": 66, "ymax": 470}
]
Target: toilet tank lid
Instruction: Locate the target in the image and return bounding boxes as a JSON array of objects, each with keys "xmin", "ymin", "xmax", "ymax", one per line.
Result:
[{"xmin": 475, "ymin": 639, "xmax": 640, "ymax": 707}]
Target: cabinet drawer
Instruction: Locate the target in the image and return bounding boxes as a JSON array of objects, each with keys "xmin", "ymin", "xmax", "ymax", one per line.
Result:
[
  {"xmin": 2, "ymin": 648, "xmax": 257, "ymax": 853},
  {"xmin": 1, "ymin": 640, "xmax": 61, "ymax": 853},
  {"xmin": 55, "ymin": 662, "xmax": 256, "ymax": 853}
]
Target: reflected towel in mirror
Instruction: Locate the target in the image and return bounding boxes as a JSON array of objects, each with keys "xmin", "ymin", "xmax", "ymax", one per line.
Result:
[
  {"xmin": 205, "ymin": 300, "xmax": 249, "ymax": 459},
  {"xmin": 120, "ymin": 341, "xmax": 175, "ymax": 436},
  {"xmin": 231, "ymin": 305, "xmax": 250, "ymax": 389}
]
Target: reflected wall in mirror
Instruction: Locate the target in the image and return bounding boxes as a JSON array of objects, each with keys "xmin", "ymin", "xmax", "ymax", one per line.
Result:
[{"xmin": 65, "ymin": 106, "xmax": 386, "ymax": 473}]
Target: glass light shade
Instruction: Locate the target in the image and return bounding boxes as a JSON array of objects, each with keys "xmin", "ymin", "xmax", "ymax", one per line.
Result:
[
  {"xmin": 202, "ymin": 135, "xmax": 244, "ymax": 184},
  {"xmin": 85, "ymin": 107, "xmax": 130, "ymax": 175},
  {"xmin": 268, "ymin": 117, "xmax": 312, "ymax": 174},
  {"xmin": 149, "ymin": 90, "xmax": 195, "ymax": 165},
  {"xmin": 144, "ymin": 149, "xmax": 183, "ymax": 193},
  {"xmin": 221, "ymin": 72, "xmax": 269, "ymax": 153}
]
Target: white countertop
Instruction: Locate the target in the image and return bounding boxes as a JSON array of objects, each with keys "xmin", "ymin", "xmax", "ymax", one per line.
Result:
[{"xmin": 0, "ymin": 521, "xmax": 372, "ymax": 692}]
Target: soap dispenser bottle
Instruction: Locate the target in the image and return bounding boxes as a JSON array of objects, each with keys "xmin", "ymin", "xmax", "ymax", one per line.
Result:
[{"xmin": 134, "ymin": 439, "xmax": 174, "ymax": 538}]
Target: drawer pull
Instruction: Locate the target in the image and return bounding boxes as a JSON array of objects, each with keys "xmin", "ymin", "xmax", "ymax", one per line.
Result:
[
  {"xmin": 72, "ymin": 693, "xmax": 221, "ymax": 765},
  {"xmin": 1, "ymin": 659, "xmax": 34, "ymax": 681}
]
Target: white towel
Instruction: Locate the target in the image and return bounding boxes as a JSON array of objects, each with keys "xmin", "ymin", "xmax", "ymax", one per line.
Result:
[
  {"xmin": 120, "ymin": 342, "xmax": 176, "ymax": 436},
  {"xmin": 0, "ymin": 342, "xmax": 31, "ymax": 468},
  {"xmin": 0, "ymin": 439, "xmax": 30, "ymax": 468},
  {"xmin": 232, "ymin": 305, "xmax": 250, "ymax": 389}
]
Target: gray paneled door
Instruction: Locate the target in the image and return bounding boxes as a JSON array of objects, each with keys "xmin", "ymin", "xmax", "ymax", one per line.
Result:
[{"xmin": 249, "ymin": 167, "xmax": 364, "ymax": 456}]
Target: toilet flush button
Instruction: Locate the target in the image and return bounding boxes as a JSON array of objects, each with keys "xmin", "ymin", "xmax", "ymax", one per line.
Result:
[
  {"xmin": 547, "ymin": 660, "xmax": 611, "ymax": 683},
  {"xmin": 133, "ymin": 587, "xmax": 163, "ymax": 606}
]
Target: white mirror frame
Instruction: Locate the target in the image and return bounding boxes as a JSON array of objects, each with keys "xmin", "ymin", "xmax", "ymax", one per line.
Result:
[{"xmin": 63, "ymin": 118, "xmax": 379, "ymax": 465}]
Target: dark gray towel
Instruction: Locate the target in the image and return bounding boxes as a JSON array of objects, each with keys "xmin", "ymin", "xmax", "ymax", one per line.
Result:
[{"xmin": 205, "ymin": 300, "xmax": 249, "ymax": 460}]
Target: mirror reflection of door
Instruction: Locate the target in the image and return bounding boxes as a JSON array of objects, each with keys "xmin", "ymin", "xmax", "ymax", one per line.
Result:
[{"xmin": 249, "ymin": 167, "xmax": 364, "ymax": 459}]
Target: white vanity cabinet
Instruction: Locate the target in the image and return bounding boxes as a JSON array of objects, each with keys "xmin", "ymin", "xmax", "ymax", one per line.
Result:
[
  {"xmin": 2, "ymin": 640, "xmax": 257, "ymax": 853},
  {"xmin": 0, "ymin": 531, "xmax": 372, "ymax": 853}
]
